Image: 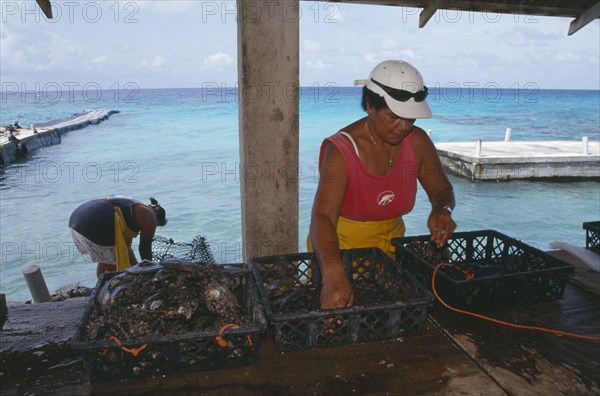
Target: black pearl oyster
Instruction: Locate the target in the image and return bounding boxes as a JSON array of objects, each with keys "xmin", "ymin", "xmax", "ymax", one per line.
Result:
[{"xmin": 203, "ymin": 281, "xmax": 241, "ymax": 319}]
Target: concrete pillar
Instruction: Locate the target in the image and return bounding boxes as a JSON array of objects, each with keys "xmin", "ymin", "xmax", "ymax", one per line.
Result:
[{"xmin": 237, "ymin": 0, "xmax": 300, "ymax": 260}]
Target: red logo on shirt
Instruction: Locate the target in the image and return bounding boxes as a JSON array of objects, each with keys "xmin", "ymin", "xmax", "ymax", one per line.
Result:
[{"xmin": 377, "ymin": 190, "xmax": 395, "ymax": 206}]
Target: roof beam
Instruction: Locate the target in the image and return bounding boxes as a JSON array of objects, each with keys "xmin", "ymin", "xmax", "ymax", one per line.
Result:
[
  {"xmin": 419, "ymin": 1, "xmax": 448, "ymax": 28},
  {"xmin": 568, "ymin": 1, "xmax": 600, "ymax": 36},
  {"xmin": 35, "ymin": 0, "xmax": 52, "ymax": 19}
]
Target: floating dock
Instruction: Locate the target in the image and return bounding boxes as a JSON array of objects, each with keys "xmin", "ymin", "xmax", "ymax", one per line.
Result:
[
  {"xmin": 0, "ymin": 109, "xmax": 119, "ymax": 166},
  {"xmin": 436, "ymin": 139, "xmax": 600, "ymax": 180}
]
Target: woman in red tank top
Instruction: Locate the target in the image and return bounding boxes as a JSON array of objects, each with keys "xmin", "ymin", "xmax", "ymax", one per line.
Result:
[{"xmin": 309, "ymin": 60, "xmax": 456, "ymax": 310}]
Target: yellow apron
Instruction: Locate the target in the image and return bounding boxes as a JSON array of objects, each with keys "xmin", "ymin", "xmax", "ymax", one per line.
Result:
[
  {"xmin": 111, "ymin": 205, "xmax": 139, "ymax": 271},
  {"xmin": 307, "ymin": 215, "xmax": 406, "ymax": 258}
]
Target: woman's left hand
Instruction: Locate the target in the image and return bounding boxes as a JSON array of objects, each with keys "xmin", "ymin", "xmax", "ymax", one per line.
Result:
[{"xmin": 428, "ymin": 207, "xmax": 456, "ymax": 248}]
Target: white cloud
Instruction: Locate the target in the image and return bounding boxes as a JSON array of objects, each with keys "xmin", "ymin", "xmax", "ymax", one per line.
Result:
[
  {"xmin": 136, "ymin": 0, "xmax": 196, "ymax": 14},
  {"xmin": 371, "ymin": 48, "xmax": 421, "ymax": 64},
  {"xmin": 555, "ymin": 51, "xmax": 582, "ymax": 62},
  {"xmin": 93, "ymin": 56, "xmax": 107, "ymax": 65},
  {"xmin": 381, "ymin": 37, "xmax": 399, "ymax": 50},
  {"xmin": 364, "ymin": 53, "xmax": 377, "ymax": 64},
  {"xmin": 203, "ymin": 52, "xmax": 233, "ymax": 68},
  {"xmin": 305, "ymin": 59, "xmax": 332, "ymax": 70},
  {"xmin": 400, "ymin": 49, "xmax": 416, "ymax": 58},
  {"xmin": 140, "ymin": 55, "xmax": 166, "ymax": 68},
  {"xmin": 114, "ymin": 44, "xmax": 136, "ymax": 53},
  {"xmin": 46, "ymin": 35, "xmax": 84, "ymax": 65},
  {"xmin": 1, "ymin": 28, "xmax": 84, "ymax": 72},
  {"xmin": 304, "ymin": 40, "xmax": 321, "ymax": 51}
]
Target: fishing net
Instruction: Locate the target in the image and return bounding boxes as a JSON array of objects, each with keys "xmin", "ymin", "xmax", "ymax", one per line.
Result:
[{"xmin": 152, "ymin": 235, "xmax": 215, "ymax": 264}]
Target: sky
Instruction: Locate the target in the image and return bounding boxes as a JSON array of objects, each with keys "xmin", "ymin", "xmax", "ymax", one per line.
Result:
[{"xmin": 1, "ymin": 0, "xmax": 599, "ymax": 90}]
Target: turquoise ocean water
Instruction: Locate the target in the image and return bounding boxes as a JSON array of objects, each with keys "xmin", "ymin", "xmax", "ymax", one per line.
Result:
[{"xmin": 1, "ymin": 87, "xmax": 599, "ymax": 301}]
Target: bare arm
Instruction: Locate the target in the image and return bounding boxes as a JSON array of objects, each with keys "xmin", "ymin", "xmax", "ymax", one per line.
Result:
[
  {"xmin": 309, "ymin": 142, "xmax": 355, "ymax": 309},
  {"xmin": 133, "ymin": 204, "xmax": 158, "ymax": 261},
  {"xmin": 412, "ymin": 129, "xmax": 457, "ymax": 247}
]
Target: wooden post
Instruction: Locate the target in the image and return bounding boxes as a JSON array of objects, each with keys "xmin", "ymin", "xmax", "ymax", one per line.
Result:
[
  {"xmin": 475, "ymin": 139, "xmax": 482, "ymax": 157},
  {"xmin": 582, "ymin": 136, "xmax": 589, "ymax": 155},
  {"xmin": 0, "ymin": 293, "xmax": 7, "ymax": 329},
  {"xmin": 22, "ymin": 265, "xmax": 51, "ymax": 303},
  {"xmin": 504, "ymin": 128, "xmax": 512, "ymax": 142},
  {"xmin": 237, "ymin": 1, "xmax": 300, "ymax": 260}
]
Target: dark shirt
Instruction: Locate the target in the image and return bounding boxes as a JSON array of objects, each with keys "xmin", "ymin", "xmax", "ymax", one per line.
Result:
[{"xmin": 69, "ymin": 197, "xmax": 141, "ymax": 246}]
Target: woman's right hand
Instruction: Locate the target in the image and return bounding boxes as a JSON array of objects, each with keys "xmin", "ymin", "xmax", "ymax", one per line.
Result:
[{"xmin": 320, "ymin": 268, "xmax": 354, "ymax": 309}]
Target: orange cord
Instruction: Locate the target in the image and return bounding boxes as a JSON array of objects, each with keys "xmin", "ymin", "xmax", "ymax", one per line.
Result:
[
  {"xmin": 215, "ymin": 323, "xmax": 254, "ymax": 350},
  {"xmin": 432, "ymin": 263, "xmax": 600, "ymax": 341},
  {"xmin": 215, "ymin": 323, "xmax": 240, "ymax": 348},
  {"xmin": 108, "ymin": 335, "xmax": 149, "ymax": 356}
]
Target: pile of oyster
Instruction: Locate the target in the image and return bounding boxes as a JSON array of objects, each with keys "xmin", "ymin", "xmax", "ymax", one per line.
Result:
[
  {"xmin": 406, "ymin": 240, "xmax": 451, "ymax": 264},
  {"xmin": 84, "ymin": 259, "xmax": 250, "ymax": 340}
]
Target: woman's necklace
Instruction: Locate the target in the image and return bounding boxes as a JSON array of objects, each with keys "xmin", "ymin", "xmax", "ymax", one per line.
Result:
[{"xmin": 366, "ymin": 120, "xmax": 395, "ymax": 167}]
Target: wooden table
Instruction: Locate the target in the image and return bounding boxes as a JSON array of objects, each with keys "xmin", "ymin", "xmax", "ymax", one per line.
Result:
[{"xmin": 1, "ymin": 250, "xmax": 598, "ymax": 395}]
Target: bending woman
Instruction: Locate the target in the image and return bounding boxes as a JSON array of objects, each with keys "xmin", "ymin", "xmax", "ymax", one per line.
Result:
[{"xmin": 69, "ymin": 196, "xmax": 167, "ymax": 276}]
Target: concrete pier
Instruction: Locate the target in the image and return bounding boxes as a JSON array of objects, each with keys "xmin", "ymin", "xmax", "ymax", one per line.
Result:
[
  {"xmin": 0, "ymin": 109, "xmax": 119, "ymax": 166},
  {"xmin": 436, "ymin": 140, "xmax": 600, "ymax": 180}
]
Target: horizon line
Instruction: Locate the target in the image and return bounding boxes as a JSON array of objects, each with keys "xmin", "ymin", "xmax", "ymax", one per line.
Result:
[{"xmin": 1, "ymin": 86, "xmax": 599, "ymax": 94}]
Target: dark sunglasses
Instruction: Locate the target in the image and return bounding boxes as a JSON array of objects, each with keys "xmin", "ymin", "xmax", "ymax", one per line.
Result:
[{"xmin": 371, "ymin": 78, "xmax": 428, "ymax": 102}]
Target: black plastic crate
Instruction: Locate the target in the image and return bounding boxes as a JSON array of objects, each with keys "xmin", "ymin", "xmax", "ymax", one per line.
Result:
[
  {"xmin": 71, "ymin": 262, "xmax": 266, "ymax": 382},
  {"xmin": 583, "ymin": 221, "xmax": 600, "ymax": 254},
  {"xmin": 250, "ymin": 248, "xmax": 434, "ymax": 352},
  {"xmin": 392, "ymin": 230, "xmax": 575, "ymax": 312}
]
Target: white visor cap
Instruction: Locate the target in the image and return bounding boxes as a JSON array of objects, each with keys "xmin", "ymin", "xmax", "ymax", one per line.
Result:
[{"xmin": 365, "ymin": 60, "xmax": 432, "ymax": 119}]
